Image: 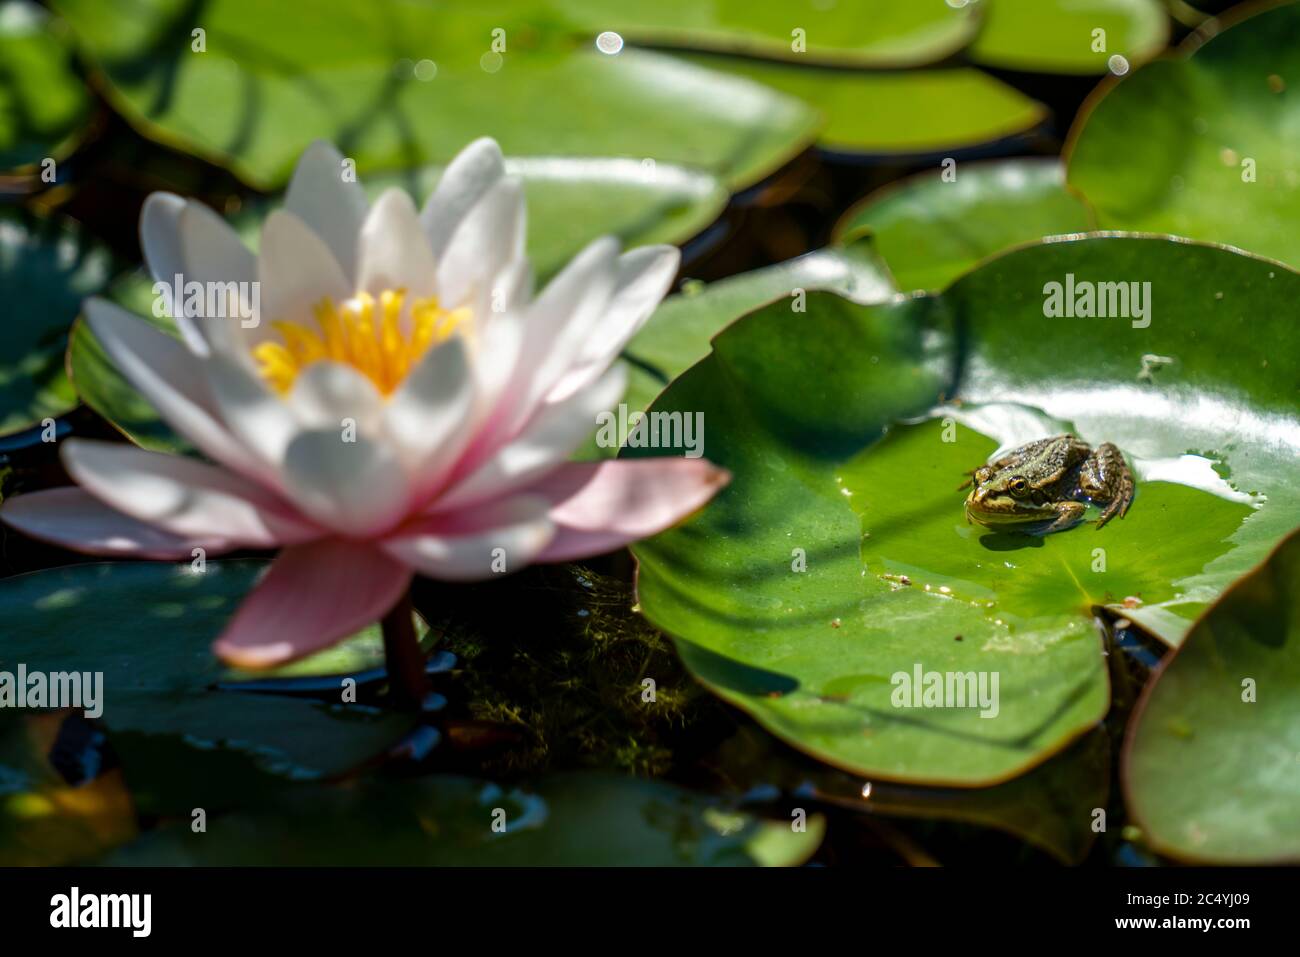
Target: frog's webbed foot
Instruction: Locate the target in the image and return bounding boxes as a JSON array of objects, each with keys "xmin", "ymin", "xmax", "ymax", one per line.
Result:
[
  {"xmin": 1079, "ymin": 442, "xmax": 1134, "ymax": 529},
  {"xmin": 1042, "ymin": 500, "xmax": 1087, "ymax": 534}
]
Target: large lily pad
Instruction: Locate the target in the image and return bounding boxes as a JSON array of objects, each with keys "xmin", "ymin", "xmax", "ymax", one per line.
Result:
[
  {"xmin": 0, "ymin": 560, "xmax": 416, "ymax": 779},
  {"xmin": 835, "ymin": 159, "xmax": 1094, "ymax": 292},
  {"xmin": 625, "ymin": 242, "xmax": 894, "ymax": 413},
  {"xmin": 0, "ymin": 207, "xmax": 111, "ymax": 435},
  {"xmin": 105, "ymin": 772, "xmax": 823, "ymax": 866},
  {"xmin": 630, "ymin": 235, "xmax": 1300, "ymax": 784},
  {"xmin": 51, "ymin": 0, "xmax": 817, "ymax": 191},
  {"xmin": 565, "ymin": 242, "xmax": 894, "ymax": 461},
  {"xmin": 943, "ymin": 238, "xmax": 1299, "ymax": 642},
  {"xmin": 0, "ymin": 0, "xmax": 92, "ymax": 170},
  {"xmin": 970, "ymin": 0, "xmax": 1169, "ymax": 75},
  {"xmin": 550, "ymin": 0, "xmax": 979, "ymax": 68},
  {"xmin": 684, "ymin": 55, "xmax": 1047, "ymax": 157},
  {"xmin": 1123, "ymin": 529, "xmax": 1300, "ymax": 864},
  {"xmin": 1066, "ymin": 1, "xmax": 1300, "ymax": 266}
]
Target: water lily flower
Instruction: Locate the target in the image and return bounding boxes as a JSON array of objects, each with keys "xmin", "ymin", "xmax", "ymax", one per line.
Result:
[{"xmin": 2, "ymin": 139, "xmax": 727, "ymax": 670}]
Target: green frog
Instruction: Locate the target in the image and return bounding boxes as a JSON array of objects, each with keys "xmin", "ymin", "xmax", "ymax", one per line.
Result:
[{"xmin": 961, "ymin": 435, "xmax": 1134, "ymax": 533}]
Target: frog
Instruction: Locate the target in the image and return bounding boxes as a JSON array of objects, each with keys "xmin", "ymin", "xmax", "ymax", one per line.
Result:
[{"xmin": 960, "ymin": 434, "xmax": 1134, "ymax": 534}]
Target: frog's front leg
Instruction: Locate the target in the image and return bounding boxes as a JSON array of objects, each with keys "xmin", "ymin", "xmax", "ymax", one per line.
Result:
[
  {"xmin": 1042, "ymin": 500, "xmax": 1087, "ymax": 533},
  {"xmin": 1078, "ymin": 442, "xmax": 1134, "ymax": 529}
]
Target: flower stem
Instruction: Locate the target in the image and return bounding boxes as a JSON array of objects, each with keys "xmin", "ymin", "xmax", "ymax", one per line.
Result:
[{"xmin": 381, "ymin": 590, "xmax": 429, "ymax": 710}]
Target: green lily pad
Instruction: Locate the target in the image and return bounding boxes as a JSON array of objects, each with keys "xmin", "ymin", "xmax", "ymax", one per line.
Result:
[
  {"xmin": 104, "ymin": 772, "xmax": 823, "ymax": 865},
  {"xmin": 971, "ymin": 0, "xmax": 1169, "ymax": 75},
  {"xmin": 944, "ymin": 237, "xmax": 1299, "ymax": 643},
  {"xmin": 626, "ymin": 241, "xmax": 894, "ymax": 409},
  {"xmin": 1066, "ymin": 1, "xmax": 1300, "ymax": 266},
  {"xmin": 0, "ymin": 0, "xmax": 92, "ymax": 170},
  {"xmin": 66, "ymin": 272, "xmax": 187, "ymax": 453},
  {"xmin": 683, "ymin": 55, "xmax": 1047, "ymax": 156},
  {"xmin": 0, "ymin": 207, "xmax": 111, "ymax": 436},
  {"xmin": 713, "ymin": 724, "xmax": 1110, "ymax": 864},
  {"xmin": 630, "ymin": 235, "xmax": 1300, "ymax": 784},
  {"xmin": 835, "ymin": 159, "xmax": 1094, "ymax": 292},
  {"xmin": 50, "ymin": 0, "xmax": 817, "ymax": 191},
  {"xmin": 1123, "ymin": 529, "xmax": 1300, "ymax": 864},
  {"xmin": 550, "ymin": 0, "xmax": 979, "ymax": 68},
  {"xmin": 0, "ymin": 560, "xmax": 416, "ymax": 779},
  {"xmin": 569, "ymin": 242, "xmax": 893, "ymax": 460}
]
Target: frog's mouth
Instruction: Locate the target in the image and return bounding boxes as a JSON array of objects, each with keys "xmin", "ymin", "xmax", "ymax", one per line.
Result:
[{"xmin": 964, "ymin": 494, "xmax": 1055, "ymax": 527}]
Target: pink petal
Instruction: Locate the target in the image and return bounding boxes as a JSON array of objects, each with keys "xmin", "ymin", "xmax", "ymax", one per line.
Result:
[
  {"xmin": 61, "ymin": 439, "xmax": 320, "ymax": 548},
  {"xmin": 527, "ymin": 459, "xmax": 730, "ymax": 562},
  {"xmin": 213, "ymin": 539, "xmax": 412, "ymax": 668},
  {"xmin": 0, "ymin": 488, "xmax": 234, "ymax": 558},
  {"xmin": 382, "ymin": 495, "xmax": 553, "ymax": 581},
  {"xmin": 449, "ymin": 238, "xmax": 618, "ymax": 478},
  {"xmin": 435, "ymin": 364, "xmax": 626, "ymax": 512}
]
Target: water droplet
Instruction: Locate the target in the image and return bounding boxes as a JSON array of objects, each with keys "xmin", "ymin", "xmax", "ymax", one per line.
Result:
[{"xmin": 595, "ymin": 31, "xmax": 624, "ymax": 55}]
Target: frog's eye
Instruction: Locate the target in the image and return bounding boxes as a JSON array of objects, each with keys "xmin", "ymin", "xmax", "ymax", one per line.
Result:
[{"xmin": 1009, "ymin": 477, "xmax": 1028, "ymax": 495}]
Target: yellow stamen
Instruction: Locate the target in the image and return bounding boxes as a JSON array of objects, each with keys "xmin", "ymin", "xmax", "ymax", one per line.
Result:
[{"xmin": 253, "ymin": 289, "xmax": 470, "ymax": 396}]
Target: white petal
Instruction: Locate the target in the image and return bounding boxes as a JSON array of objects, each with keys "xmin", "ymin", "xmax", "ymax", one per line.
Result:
[
  {"xmin": 481, "ymin": 236, "xmax": 619, "ymax": 448},
  {"xmin": 548, "ymin": 245, "xmax": 679, "ymax": 403},
  {"xmin": 382, "ymin": 495, "xmax": 553, "ymax": 581},
  {"xmin": 62, "ymin": 439, "xmax": 319, "ymax": 547},
  {"xmin": 203, "ymin": 353, "xmax": 300, "ymax": 474},
  {"xmin": 83, "ymin": 298, "xmax": 269, "ymax": 483},
  {"xmin": 384, "ymin": 336, "xmax": 475, "ymax": 495},
  {"xmin": 487, "ymin": 255, "xmax": 533, "ymax": 319},
  {"xmin": 285, "ymin": 140, "xmax": 369, "ymax": 283},
  {"xmin": 419, "ymin": 137, "xmax": 505, "ymax": 261},
  {"xmin": 436, "ymin": 363, "xmax": 626, "ymax": 512},
  {"xmin": 356, "ymin": 188, "xmax": 437, "ymax": 299},
  {"xmin": 257, "ymin": 209, "xmax": 351, "ymax": 340},
  {"xmin": 140, "ymin": 192, "xmax": 211, "ymax": 355},
  {"xmin": 286, "ymin": 361, "xmax": 387, "ymax": 435},
  {"xmin": 0, "ymin": 487, "xmax": 235, "ymax": 559},
  {"xmin": 281, "ymin": 430, "xmax": 411, "ymax": 537},
  {"xmin": 434, "ymin": 176, "xmax": 525, "ymax": 308},
  {"xmin": 177, "ymin": 202, "xmax": 257, "ymax": 355}
]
